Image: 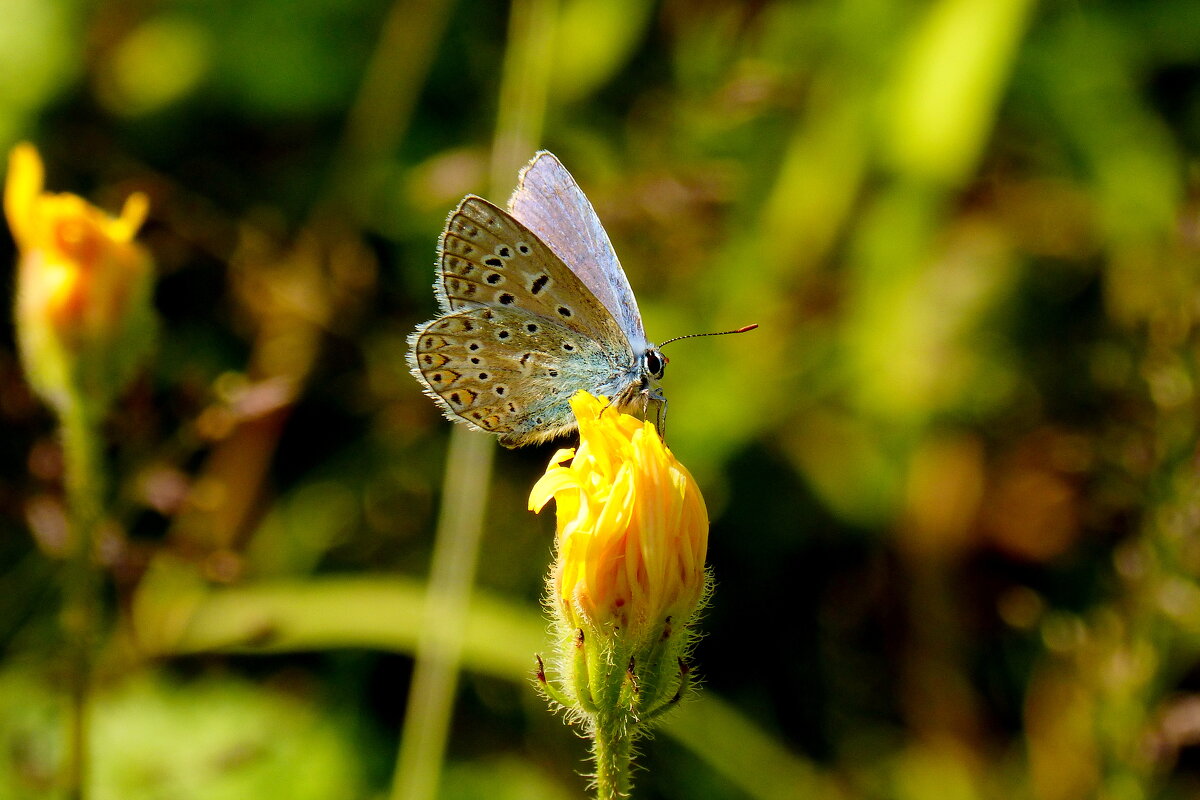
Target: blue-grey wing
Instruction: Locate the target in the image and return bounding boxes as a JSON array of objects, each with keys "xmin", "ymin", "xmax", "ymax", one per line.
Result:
[{"xmin": 507, "ymin": 151, "xmax": 647, "ymax": 352}]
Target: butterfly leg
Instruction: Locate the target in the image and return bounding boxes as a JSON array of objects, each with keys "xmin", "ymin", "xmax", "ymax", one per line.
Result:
[
  {"xmin": 610, "ymin": 383, "xmax": 667, "ymax": 438},
  {"xmin": 645, "ymin": 388, "xmax": 667, "ymax": 441}
]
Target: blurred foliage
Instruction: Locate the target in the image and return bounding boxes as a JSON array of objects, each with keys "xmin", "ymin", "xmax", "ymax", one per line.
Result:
[
  {"xmin": 0, "ymin": 664, "xmax": 369, "ymax": 800},
  {"xmin": 2, "ymin": 0, "xmax": 1200, "ymax": 798}
]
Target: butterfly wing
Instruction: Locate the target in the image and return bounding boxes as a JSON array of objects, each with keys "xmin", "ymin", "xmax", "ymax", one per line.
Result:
[
  {"xmin": 409, "ymin": 306, "xmax": 628, "ymax": 446},
  {"xmin": 408, "ymin": 196, "xmax": 642, "ymax": 446},
  {"xmin": 433, "ymin": 196, "xmax": 629, "ymax": 353},
  {"xmin": 507, "ymin": 152, "xmax": 648, "ymax": 352}
]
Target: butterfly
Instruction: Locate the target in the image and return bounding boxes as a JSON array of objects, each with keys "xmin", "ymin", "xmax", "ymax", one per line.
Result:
[
  {"xmin": 408, "ymin": 153, "xmax": 757, "ymax": 447},
  {"xmin": 408, "ymin": 151, "xmax": 677, "ymax": 448}
]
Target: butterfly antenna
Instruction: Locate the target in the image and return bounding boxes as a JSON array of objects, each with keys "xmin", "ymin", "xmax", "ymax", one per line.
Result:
[{"xmin": 658, "ymin": 324, "xmax": 758, "ymax": 349}]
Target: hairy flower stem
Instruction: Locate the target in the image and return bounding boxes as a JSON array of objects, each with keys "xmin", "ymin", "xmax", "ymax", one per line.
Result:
[
  {"xmin": 592, "ymin": 711, "xmax": 633, "ymax": 800},
  {"xmin": 60, "ymin": 398, "xmax": 103, "ymax": 800}
]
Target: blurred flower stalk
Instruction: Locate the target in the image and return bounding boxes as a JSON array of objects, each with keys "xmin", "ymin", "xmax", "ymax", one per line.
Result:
[
  {"xmin": 530, "ymin": 391, "xmax": 709, "ymax": 799},
  {"xmin": 5, "ymin": 143, "xmax": 156, "ymax": 797}
]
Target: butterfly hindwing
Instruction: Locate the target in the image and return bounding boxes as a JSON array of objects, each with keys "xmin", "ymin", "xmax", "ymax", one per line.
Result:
[{"xmin": 408, "ymin": 305, "xmax": 631, "ymax": 446}]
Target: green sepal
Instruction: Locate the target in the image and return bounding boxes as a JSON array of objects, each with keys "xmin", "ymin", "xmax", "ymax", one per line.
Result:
[
  {"xmin": 534, "ymin": 654, "xmax": 574, "ymax": 709},
  {"xmin": 571, "ymin": 629, "xmax": 598, "ymax": 714}
]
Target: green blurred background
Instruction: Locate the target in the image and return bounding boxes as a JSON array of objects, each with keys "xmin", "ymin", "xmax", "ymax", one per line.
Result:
[{"xmin": 3, "ymin": 0, "xmax": 1200, "ymax": 798}]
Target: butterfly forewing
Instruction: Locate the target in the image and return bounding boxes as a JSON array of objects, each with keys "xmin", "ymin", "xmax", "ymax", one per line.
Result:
[
  {"xmin": 437, "ymin": 197, "xmax": 630, "ymax": 357},
  {"xmin": 508, "ymin": 152, "xmax": 647, "ymax": 351}
]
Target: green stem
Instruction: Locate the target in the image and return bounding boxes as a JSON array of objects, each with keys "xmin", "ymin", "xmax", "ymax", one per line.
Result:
[
  {"xmin": 60, "ymin": 398, "xmax": 104, "ymax": 800},
  {"xmin": 390, "ymin": 426, "xmax": 493, "ymax": 800},
  {"xmin": 390, "ymin": 1, "xmax": 555, "ymax": 797},
  {"xmin": 592, "ymin": 711, "xmax": 633, "ymax": 800}
]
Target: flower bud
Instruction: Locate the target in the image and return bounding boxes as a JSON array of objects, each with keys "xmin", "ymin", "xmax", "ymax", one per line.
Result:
[
  {"xmin": 530, "ymin": 391, "xmax": 709, "ymax": 729},
  {"xmin": 6, "ymin": 143, "xmax": 155, "ymax": 414}
]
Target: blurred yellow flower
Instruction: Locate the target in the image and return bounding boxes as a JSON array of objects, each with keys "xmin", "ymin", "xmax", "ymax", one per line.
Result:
[
  {"xmin": 530, "ymin": 391, "xmax": 709, "ymax": 644},
  {"xmin": 5, "ymin": 142, "xmax": 155, "ymax": 411}
]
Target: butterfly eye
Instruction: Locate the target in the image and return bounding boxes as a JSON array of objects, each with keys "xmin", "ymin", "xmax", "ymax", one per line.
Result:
[{"xmin": 643, "ymin": 350, "xmax": 666, "ymax": 379}]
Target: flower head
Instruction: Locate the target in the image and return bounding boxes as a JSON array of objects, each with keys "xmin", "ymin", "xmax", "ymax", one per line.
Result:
[
  {"xmin": 530, "ymin": 392, "xmax": 710, "ymax": 787},
  {"xmin": 530, "ymin": 391, "xmax": 709, "ymax": 645},
  {"xmin": 6, "ymin": 143, "xmax": 155, "ymax": 413}
]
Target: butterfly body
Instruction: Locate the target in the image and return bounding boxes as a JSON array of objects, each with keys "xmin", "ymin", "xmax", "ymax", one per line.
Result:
[{"xmin": 408, "ymin": 153, "xmax": 665, "ymax": 447}]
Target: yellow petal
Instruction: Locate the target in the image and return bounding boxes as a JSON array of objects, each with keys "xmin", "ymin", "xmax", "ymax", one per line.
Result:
[
  {"xmin": 5, "ymin": 143, "xmax": 44, "ymax": 248},
  {"xmin": 112, "ymin": 191, "xmax": 150, "ymax": 240},
  {"xmin": 528, "ymin": 462, "xmax": 578, "ymax": 512}
]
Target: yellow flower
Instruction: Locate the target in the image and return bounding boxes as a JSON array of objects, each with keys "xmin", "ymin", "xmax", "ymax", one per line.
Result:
[
  {"xmin": 6, "ymin": 143, "xmax": 155, "ymax": 411},
  {"xmin": 530, "ymin": 391, "xmax": 709, "ymax": 644}
]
